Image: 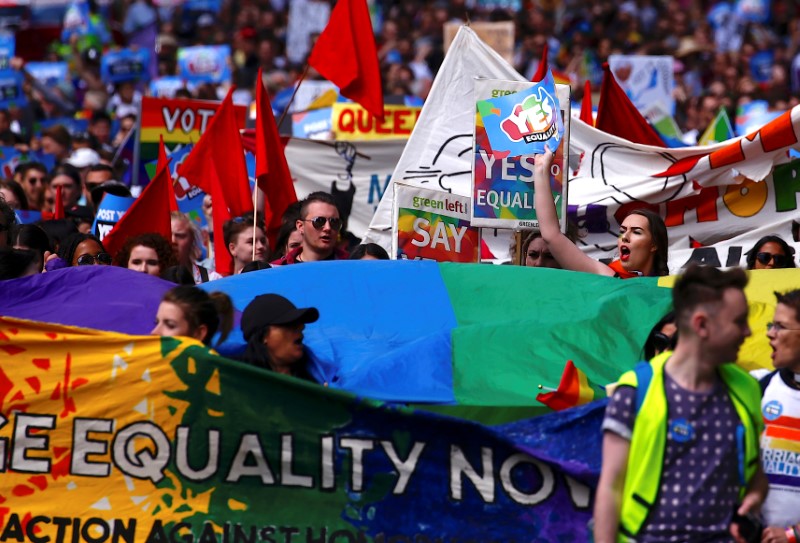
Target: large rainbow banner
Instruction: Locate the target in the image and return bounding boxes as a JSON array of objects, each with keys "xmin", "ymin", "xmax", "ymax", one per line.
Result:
[{"xmin": 0, "ymin": 316, "xmax": 601, "ymax": 543}]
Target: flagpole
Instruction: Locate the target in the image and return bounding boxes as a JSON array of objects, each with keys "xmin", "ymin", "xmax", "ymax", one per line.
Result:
[
  {"xmin": 276, "ymin": 63, "xmax": 311, "ymax": 131},
  {"xmin": 252, "ymin": 187, "xmax": 258, "ymax": 262}
]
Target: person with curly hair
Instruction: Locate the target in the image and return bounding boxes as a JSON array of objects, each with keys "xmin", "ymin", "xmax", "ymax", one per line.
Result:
[{"xmin": 113, "ymin": 233, "xmax": 177, "ymax": 277}]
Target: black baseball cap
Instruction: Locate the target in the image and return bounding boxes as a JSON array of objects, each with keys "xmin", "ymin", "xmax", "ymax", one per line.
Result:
[{"xmin": 241, "ymin": 294, "xmax": 319, "ymax": 341}]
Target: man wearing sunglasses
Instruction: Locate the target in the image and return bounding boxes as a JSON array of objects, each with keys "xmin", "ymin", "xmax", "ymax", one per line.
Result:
[
  {"xmin": 272, "ymin": 192, "xmax": 349, "ymax": 265},
  {"xmin": 758, "ymin": 290, "xmax": 800, "ymax": 541}
]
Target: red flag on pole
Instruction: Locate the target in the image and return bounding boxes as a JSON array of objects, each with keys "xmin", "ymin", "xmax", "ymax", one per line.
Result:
[
  {"xmin": 158, "ymin": 135, "xmax": 179, "ymax": 213},
  {"xmin": 580, "ymin": 80, "xmax": 594, "ymax": 126},
  {"xmin": 531, "ymin": 42, "xmax": 549, "ymax": 83},
  {"xmin": 53, "ymin": 185, "xmax": 65, "ymax": 220},
  {"xmin": 595, "ymin": 64, "xmax": 665, "ymax": 147},
  {"xmin": 255, "ymin": 67, "xmax": 298, "ymax": 246},
  {"xmin": 102, "ymin": 157, "xmax": 174, "ymax": 259},
  {"xmin": 308, "ymin": 0, "xmax": 384, "ymax": 119},
  {"xmin": 177, "ymin": 87, "xmax": 254, "ymax": 217}
]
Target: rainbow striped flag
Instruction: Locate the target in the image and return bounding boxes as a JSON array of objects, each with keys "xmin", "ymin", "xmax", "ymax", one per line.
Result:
[
  {"xmin": 536, "ymin": 360, "xmax": 607, "ymax": 411},
  {"xmin": 698, "ymin": 107, "xmax": 735, "ymax": 146}
]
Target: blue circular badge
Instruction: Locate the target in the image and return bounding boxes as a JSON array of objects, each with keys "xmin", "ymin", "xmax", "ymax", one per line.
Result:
[
  {"xmin": 763, "ymin": 400, "xmax": 783, "ymax": 421},
  {"xmin": 669, "ymin": 418, "xmax": 695, "ymax": 443}
]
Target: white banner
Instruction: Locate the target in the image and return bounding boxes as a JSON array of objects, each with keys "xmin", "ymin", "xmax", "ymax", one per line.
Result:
[
  {"xmin": 285, "ymin": 138, "xmax": 406, "ymax": 240},
  {"xmin": 569, "ymin": 115, "xmax": 800, "ymax": 273},
  {"xmin": 364, "ymin": 26, "xmax": 526, "ymax": 250}
]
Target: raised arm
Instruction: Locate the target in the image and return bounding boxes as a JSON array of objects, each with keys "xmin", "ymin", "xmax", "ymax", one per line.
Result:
[
  {"xmin": 533, "ymin": 151, "xmax": 613, "ymax": 276},
  {"xmin": 593, "ymin": 431, "xmax": 631, "ymax": 543}
]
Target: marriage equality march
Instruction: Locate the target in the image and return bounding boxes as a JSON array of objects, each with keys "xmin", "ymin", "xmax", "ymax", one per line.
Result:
[{"xmin": 2, "ymin": 264, "xmax": 799, "ymax": 542}]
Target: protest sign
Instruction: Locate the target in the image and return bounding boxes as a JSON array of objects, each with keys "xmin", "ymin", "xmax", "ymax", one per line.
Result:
[
  {"xmin": 0, "ymin": 32, "xmax": 14, "ymax": 70},
  {"xmin": 101, "ymin": 48, "xmax": 151, "ymax": 83},
  {"xmin": 176, "ymin": 45, "xmax": 231, "ymax": 84},
  {"xmin": 607, "ymin": 55, "xmax": 675, "ymax": 116},
  {"xmin": 471, "ymin": 73, "xmax": 570, "ymax": 229},
  {"xmin": 15, "ymin": 209, "xmax": 43, "ymax": 224},
  {"xmin": 286, "ymin": 0, "xmax": 330, "ymax": 64},
  {"xmin": 443, "ymin": 21, "xmax": 515, "ymax": 64},
  {"xmin": 736, "ymin": 0, "xmax": 770, "ymax": 23},
  {"xmin": 393, "ymin": 183, "xmax": 479, "ymax": 262},
  {"xmin": 292, "ymin": 107, "xmax": 333, "ymax": 139},
  {"xmin": 144, "ymin": 143, "xmax": 208, "ymax": 228},
  {"xmin": 149, "ymin": 76, "xmax": 193, "ymax": 98},
  {"xmin": 91, "ymin": 193, "xmax": 135, "ymax": 240},
  {"xmin": 25, "ymin": 61, "xmax": 69, "ymax": 87},
  {"xmin": 365, "ymin": 26, "xmax": 527, "ymax": 250},
  {"xmin": 332, "ymin": 103, "xmax": 421, "ymax": 140},
  {"xmin": 60, "ymin": 0, "xmax": 91, "ymax": 41},
  {"xmin": 135, "ymin": 96, "xmax": 246, "ymax": 185},
  {"xmin": 0, "ymin": 69, "xmax": 26, "ymax": 109},
  {"xmin": 0, "ymin": 146, "xmax": 55, "ymax": 178}
]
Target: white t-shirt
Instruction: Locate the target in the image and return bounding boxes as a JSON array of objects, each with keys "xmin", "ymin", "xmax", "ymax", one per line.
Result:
[{"xmin": 761, "ymin": 370, "xmax": 800, "ymax": 526}]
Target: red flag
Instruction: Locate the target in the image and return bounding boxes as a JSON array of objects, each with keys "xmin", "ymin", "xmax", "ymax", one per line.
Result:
[
  {"xmin": 580, "ymin": 80, "xmax": 594, "ymax": 126},
  {"xmin": 531, "ymin": 42, "xmax": 549, "ymax": 83},
  {"xmin": 209, "ymin": 181, "xmax": 233, "ymax": 276},
  {"xmin": 595, "ymin": 64, "xmax": 665, "ymax": 147},
  {"xmin": 308, "ymin": 0, "xmax": 384, "ymax": 119},
  {"xmin": 102, "ymin": 157, "xmax": 174, "ymax": 259},
  {"xmin": 53, "ymin": 185, "xmax": 65, "ymax": 220},
  {"xmin": 158, "ymin": 136, "xmax": 179, "ymax": 213},
  {"xmin": 255, "ymin": 67, "xmax": 298, "ymax": 246},
  {"xmin": 536, "ymin": 360, "xmax": 607, "ymax": 411},
  {"xmin": 177, "ymin": 87, "xmax": 253, "ymax": 217}
]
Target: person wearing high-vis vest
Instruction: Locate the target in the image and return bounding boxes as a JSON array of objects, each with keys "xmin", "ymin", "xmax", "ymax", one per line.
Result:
[{"xmin": 594, "ymin": 265, "xmax": 768, "ymax": 543}]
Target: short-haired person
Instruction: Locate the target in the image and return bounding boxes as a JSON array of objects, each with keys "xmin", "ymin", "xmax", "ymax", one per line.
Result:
[
  {"xmin": 594, "ymin": 265, "xmax": 767, "ymax": 543},
  {"xmin": 759, "ymin": 290, "xmax": 800, "ymax": 539},
  {"xmin": 18, "ymin": 162, "xmax": 48, "ymax": 211},
  {"xmin": 272, "ymin": 192, "xmax": 348, "ymax": 265},
  {"xmin": 152, "ymin": 286, "xmax": 233, "ymax": 348},
  {"xmin": 49, "ymin": 164, "xmax": 84, "ymax": 211},
  {"xmin": 223, "ymin": 213, "xmax": 269, "ymax": 274},
  {"xmin": 114, "ymin": 233, "xmax": 177, "ymax": 277},
  {"xmin": 239, "ymin": 294, "xmax": 320, "ymax": 381},
  {"xmin": 84, "ymin": 164, "xmax": 115, "ymax": 209}
]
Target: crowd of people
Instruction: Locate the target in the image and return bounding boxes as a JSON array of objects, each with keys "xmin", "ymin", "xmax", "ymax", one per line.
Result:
[{"xmin": 0, "ymin": 0, "xmax": 799, "ymax": 541}]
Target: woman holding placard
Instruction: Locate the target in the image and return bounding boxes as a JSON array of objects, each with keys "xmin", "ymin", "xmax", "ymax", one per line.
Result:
[{"xmin": 533, "ymin": 150, "xmax": 669, "ymax": 278}]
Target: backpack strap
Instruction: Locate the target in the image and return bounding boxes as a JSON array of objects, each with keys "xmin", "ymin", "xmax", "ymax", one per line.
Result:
[
  {"xmin": 758, "ymin": 369, "xmax": 778, "ymax": 395},
  {"xmin": 633, "ymin": 361, "xmax": 654, "ymax": 414}
]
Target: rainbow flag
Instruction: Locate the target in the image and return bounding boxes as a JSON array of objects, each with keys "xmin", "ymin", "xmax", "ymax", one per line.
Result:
[
  {"xmin": 698, "ymin": 107, "xmax": 735, "ymax": 146},
  {"xmin": 536, "ymin": 360, "xmax": 607, "ymax": 411}
]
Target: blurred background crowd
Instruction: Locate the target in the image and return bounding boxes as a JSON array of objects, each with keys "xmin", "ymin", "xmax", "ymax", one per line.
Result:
[{"xmin": 0, "ymin": 0, "xmax": 796, "ymax": 154}]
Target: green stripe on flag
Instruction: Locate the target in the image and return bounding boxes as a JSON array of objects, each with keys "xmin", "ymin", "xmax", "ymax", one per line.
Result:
[{"xmin": 439, "ymin": 265, "xmax": 673, "ymax": 406}]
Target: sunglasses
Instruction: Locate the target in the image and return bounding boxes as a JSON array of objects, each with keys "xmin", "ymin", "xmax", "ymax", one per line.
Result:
[
  {"xmin": 27, "ymin": 177, "xmax": 46, "ymax": 185},
  {"xmin": 756, "ymin": 252, "xmax": 791, "ymax": 267},
  {"xmin": 304, "ymin": 217, "xmax": 342, "ymax": 231},
  {"xmin": 76, "ymin": 252, "xmax": 112, "ymax": 266}
]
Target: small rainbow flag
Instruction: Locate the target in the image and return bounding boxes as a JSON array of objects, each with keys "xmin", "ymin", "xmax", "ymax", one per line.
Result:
[
  {"xmin": 698, "ymin": 107, "xmax": 734, "ymax": 146},
  {"xmin": 536, "ymin": 360, "xmax": 607, "ymax": 411}
]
